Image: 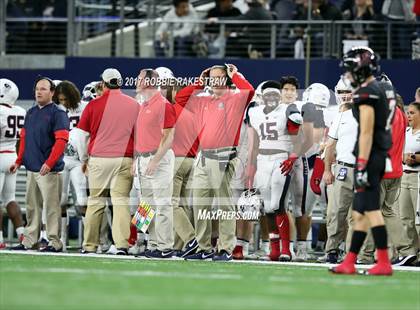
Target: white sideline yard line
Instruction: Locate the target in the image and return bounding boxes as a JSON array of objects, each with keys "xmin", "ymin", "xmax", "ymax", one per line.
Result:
[
  {"xmin": 1, "ymin": 250, "xmax": 419, "ymax": 272},
  {"xmin": 1, "ymin": 266, "xmax": 241, "ymax": 280}
]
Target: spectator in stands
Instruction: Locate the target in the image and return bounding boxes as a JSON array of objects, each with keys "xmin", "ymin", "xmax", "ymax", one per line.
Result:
[
  {"xmin": 203, "ymin": 0, "xmax": 242, "ymax": 57},
  {"xmin": 10, "ymin": 77, "xmax": 70, "ymax": 252},
  {"xmin": 271, "ymin": 0, "xmax": 298, "ymax": 57},
  {"xmin": 155, "ymin": 0, "xmax": 199, "ymax": 57},
  {"xmin": 225, "ymin": 0, "xmax": 274, "ymax": 58},
  {"xmin": 343, "ymin": 0, "xmax": 376, "ymax": 40},
  {"xmin": 415, "ymin": 87, "xmax": 420, "ymax": 102},
  {"xmin": 382, "ymin": 0, "xmax": 416, "ymax": 58},
  {"xmin": 294, "ymin": 0, "xmax": 342, "ymax": 57}
]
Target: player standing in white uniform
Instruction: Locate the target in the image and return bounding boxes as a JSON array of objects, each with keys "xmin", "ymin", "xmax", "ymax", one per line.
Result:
[
  {"xmin": 248, "ymin": 80, "xmax": 303, "ymax": 261},
  {"xmin": 0, "ymin": 79, "xmax": 26, "ymax": 248},
  {"xmin": 53, "ymin": 81, "xmax": 88, "ymax": 251}
]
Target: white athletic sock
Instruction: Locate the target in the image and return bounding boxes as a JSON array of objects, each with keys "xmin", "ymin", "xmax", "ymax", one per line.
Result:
[
  {"xmin": 16, "ymin": 227, "xmax": 24, "ymax": 237},
  {"xmin": 61, "ymin": 217, "xmax": 67, "ymax": 241},
  {"xmin": 261, "ymin": 240, "xmax": 270, "ymax": 255},
  {"xmin": 0, "ymin": 231, "xmax": 3, "ymax": 243},
  {"xmin": 316, "ymin": 241, "xmax": 325, "ymax": 249},
  {"xmin": 40, "ymin": 230, "xmax": 48, "ymax": 241},
  {"xmin": 297, "ymin": 240, "xmax": 306, "ymax": 250},
  {"xmin": 243, "ymin": 241, "xmax": 249, "ymax": 256}
]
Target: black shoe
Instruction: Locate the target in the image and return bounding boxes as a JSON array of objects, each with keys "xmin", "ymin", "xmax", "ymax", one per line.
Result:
[
  {"xmin": 40, "ymin": 245, "xmax": 62, "ymax": 253},
  {"xmin": 181, "ymin": 238, "xmax": 199, "ymax": 258},
  {"xmin": 10, "ymin": 244, "xmax": 28, "ymax": 251},
  {"xmin": 212, "ymin": 250, "xmax": 233, "ymax": 262},
  {"xmin": 392, "ymin": 255, "xmax": 417, "ymax": 266},
  {"xmin": 38, "ymin": 238, "xmax": 49, "ymax": 251},
  {"xmin": 116, "ymin": 248, "xmax": 128, "ymax": 255},
  {"xmin": 326, "ymin": 251, "xmax": 338, "ymax": 264},
  {"xmin": 145, "ymin": 249, "xmax": 174, "ymax": 259},
  {"xmin": 184, "ymin": 250, "xmax": 215, "ymax": 261},
  {"xmin": 173, "ymin": 250, "xmax": 184, "ymax": 257}
]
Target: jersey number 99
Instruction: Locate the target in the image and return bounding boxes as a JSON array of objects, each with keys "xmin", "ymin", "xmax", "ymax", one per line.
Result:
[{"xmin": 5, "ymin": 115, "xmax": 24, "ymax": 138}]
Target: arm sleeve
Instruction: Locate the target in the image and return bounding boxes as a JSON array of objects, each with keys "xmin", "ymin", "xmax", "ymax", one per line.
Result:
[
  {"xmin": 244, "ymin": 101, "xmax": 256, "ymax": 125},
  {"xmin": 71, "ymin": 128, "xmax": 90, "ymax": 163},
  {"xmin": 45, "ymin": 130, "xmax": 69, "ymax": 168},
  {"xmin": 231, "ymin": 73, "xmax": 255, "ymax": 103},
  {"xmin": 15, "ymin": 128, "xmax": 26, "ymax": 165},
  {"xmin": 164, "ymin": 103, "xmax": 176, "ymax": 129},
  {"xmin": 174, "ymin": 84, "xmax": 203, "ymax": 110}
]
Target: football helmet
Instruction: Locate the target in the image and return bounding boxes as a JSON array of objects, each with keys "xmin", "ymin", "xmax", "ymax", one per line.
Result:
[
  {"xmin": 155, "ymin": 66, "xmax": 174, "ymax": 79},
  {"xmin": 341, "ymin": 46, "xmax": 379, "ymax": 87},
  {"xmin": 334, "ymin": 76, "xmax": 352, "ymax": 106},
  {"xmin": 0, "ymin": 78, "xmax": 19, "ymax": 105},
  {"xmin": 53, "ymin": 80, "xmax": 62, "ymax": 87},
  {"xmin": 376, "ymin": 73, "xmax": 393, "ymax": 86},
  {"xmin": 253, "ymin": 81, "xmax": 267, "ymax": 105},
  {"xmin": 82, "ymin": 81, "xmax": 100, "ymax": 102},
  {"xmin": 302, "ymin": 83, "xmax": 330, "ymax": 109},
  {"xmin": 237, "ymin": 189, "xmax": 263, "ymax": 220}
]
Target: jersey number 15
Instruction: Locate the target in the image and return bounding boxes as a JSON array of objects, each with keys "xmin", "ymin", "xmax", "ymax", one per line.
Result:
[{"xmin": 259, "ymin": 122, "xmax": 279, "ymax": 141}]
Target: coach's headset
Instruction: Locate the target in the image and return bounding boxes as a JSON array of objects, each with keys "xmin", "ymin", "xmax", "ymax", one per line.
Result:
[{"xmin": 204, "ymin": 65, "xmax": 233, "ymax": 88}]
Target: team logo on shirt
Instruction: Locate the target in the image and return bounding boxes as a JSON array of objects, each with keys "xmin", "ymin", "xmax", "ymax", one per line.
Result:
[{"xmin": 218, "ymin": 102, "xmax": 225, "ymax": 110}]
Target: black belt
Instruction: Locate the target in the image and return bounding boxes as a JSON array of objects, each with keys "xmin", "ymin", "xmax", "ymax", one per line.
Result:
[
  {"xmin": 404, "ymin": 170, "xmax": 419, "ymax": 174},
  {"xmin": 337, "ymin": 161, "xmax": 355, "ymax": 168},
  {"xmin": 259, "ymin": 149, "xmax": 288, "ymax": 155},
  {"xmin": 201, "ymin": 151, "xmax": 237, "ymax": 161},
  {"xmin": 138, "ymin": 150, "xmax": 157, "ymax": 157}
]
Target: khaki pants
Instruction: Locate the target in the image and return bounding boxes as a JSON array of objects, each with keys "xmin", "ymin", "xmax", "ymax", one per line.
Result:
[
  {"xmin": 22, "ymin": 171, "xmax": 63, "ymax": 250},
  {"xmin": 172, "ymin": 157, "xmax": 195, "ymax": 250},
  {"xmin": 192, "ymin": 155, "xmax": 238, "ymax": 253},
  {"xmin": 359, "ymin": 178, "xmax": 416, "ymax": 261},
  {"xmin": 83, "ymin": 157, "xmax": 133, "ymax": 251},
  {"xmin": 399, "ymin": 172, "xmax": 420, "ymax": 254},
  {"xmin": 359, "ymin": 178, "xmax": 416, "ymax": 262},
  {"xmin": 138, "ymin": 150, "xmax": 175, "ymax": 251},
  {"xmin": 325, "ymin": 164, "xmax": 354, "ymax": 253}
]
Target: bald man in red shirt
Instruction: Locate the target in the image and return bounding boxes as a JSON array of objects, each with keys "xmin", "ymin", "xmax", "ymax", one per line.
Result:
[
  {"xmin": 176, "ymin": 64, "xmax": 254, "ymax": 261},
  {"xmin": 135, "ymin": 69, "xmax": 177, "ymax": 259}
]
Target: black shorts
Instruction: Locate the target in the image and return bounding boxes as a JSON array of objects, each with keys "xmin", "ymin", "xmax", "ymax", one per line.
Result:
[{"xmin": 353, "ymin": 151, "xmax": 386, "ymax": 214}]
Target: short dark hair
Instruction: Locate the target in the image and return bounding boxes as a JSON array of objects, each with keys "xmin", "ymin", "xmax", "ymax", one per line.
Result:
[
  {"xmin": 173, "ymin": 0, "xmax": 188, "ymax": 7},
  {"xmin": 53, "ymin": 80, "xmax": 81, "ymax": 110},
  {"xmin": 409, "ymin": 101, "xmax": 420, "ymax": 112},
  {"xmin": 34, "ymin": 76, "xmax": 55, "ymax": 92},
  {"xmin": 279, "ymin": 76, "xmax": 299, "ymax": 89}
]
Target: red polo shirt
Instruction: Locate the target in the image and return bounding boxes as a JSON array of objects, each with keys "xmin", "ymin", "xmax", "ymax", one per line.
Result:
[
  {"xmin": 383, "ymin": 108, "xmax": 407, "ymax": 179},
  {"xmin": 77, "ymin": 89, "xmax": 139, "ymax": 157},
  {"xmin": 135, "ymin": 92, "xmax": 176, "ymax": 153},
  {"xmin": 172, "ymin": 103, "xmax": 199, "ymax": 157},
  {"xmin": 175, "ymin": 73, "xmax": 254, "ymax": 149}
]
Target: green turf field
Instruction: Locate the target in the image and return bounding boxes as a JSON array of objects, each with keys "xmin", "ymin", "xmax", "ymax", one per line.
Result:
[{"xmin": 1, "ymin": 253, "xmax": 419, "ymax": 310}]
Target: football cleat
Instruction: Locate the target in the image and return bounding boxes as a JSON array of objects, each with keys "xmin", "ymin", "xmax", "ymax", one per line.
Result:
[
  {"xmin": 145, "ymin": 249, "xmax": 174, "ymax": 259},
  {"xmin": 0, "ymin": 242, "xmax": 6, "ymax": 250},
  {"xmin": 232, "ymin": 245, "xmax": 244, "ymax": 260},
  {"xmin": 361, "ymin": 263, "xmax": 393, "ymax": 276},
  {"xmin": 279, "ymin": 252, "xmax": 292, "ymax": 262},
  {"xmin": 40, "ymin": 245, "xmax": 62, "ymax": 253},
  {"xmin": 329, "ymin": 263, "xmax": 356, "ymax": 275},
  {"xmin": 181, "ymin": 238, "xmax": 199, "ymax": 258}
]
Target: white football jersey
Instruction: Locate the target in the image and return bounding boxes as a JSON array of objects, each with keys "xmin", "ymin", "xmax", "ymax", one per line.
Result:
[
  {"xmin": 60, "ymin": 101, "xmax": 88, "ymax": 131},
  {"xmin": 248, "ymin": 104, "xmax": 293, "ymax": 152},
  {"xmin": 60, "ymin": 102, "xmax": 87, "ymax": 157},
  {"xmin": 0, "ymin": 104, "xmax": 26, "ymax": 152}
]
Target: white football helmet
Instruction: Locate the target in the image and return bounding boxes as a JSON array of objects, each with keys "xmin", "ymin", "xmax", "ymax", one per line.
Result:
[
  {"xmin": 334, "ymin": 75, "xmax": 353, "ymax": 106},
  {"xmin": 82, "ymin": 81, "xmax": 100, "ymax": 102},
  {"xmin": 302, "ymin": 83, "xmax": 330, "ymax": 109},
  {"xmin": 155, "ymin": 66, "xmax": 174, "ymax": 79},
  {"xmin": 53, "ymin": 80, "xmax": 62, "ymax": 87},
  {"xmin": 253, "ymin": 81, "xmax": 267, "ymax": 105},
  {"xmin": 237, "ymin": 189, "xmax": 263, "ymax": 220},
  {"xmin": 0, "ymin": 79, "xmax": 19, "ymax": 105}
]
